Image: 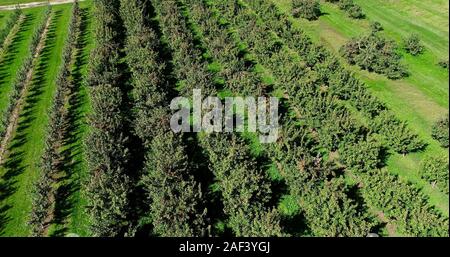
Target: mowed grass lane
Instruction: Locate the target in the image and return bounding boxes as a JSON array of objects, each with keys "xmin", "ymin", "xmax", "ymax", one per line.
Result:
[
  {"xmin": 275, "ymin": 0, "xmax": 449, "ymax": 215},
  {"xmin": 0, "ymin": 4, "xmax": 71, "ymax": 236},
  {"xmin": 354, "ymin": 0, "xmax": 448, "ymax": 107}
]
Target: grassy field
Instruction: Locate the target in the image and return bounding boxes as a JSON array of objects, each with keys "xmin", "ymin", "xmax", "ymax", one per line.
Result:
[
  {"xmin": 275, "ymin": 0, "xmax": 449, "ymax": 216},
  {"xmin": 0, "ymin": 4, "xmax": 71, "ymax": 236},
  {"xmin": 0, "ymin": 10, "xmax": 9, "ymax": 24}
]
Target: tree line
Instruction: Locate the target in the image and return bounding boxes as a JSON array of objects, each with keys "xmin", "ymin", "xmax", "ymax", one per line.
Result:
[
  {"xmin": 215, "ymin": 0, "xmax": 375, "ymax": 236},
  {"xmin": 155, "ymin": 0, "xmax": 283, "ymax": 236},
  {"xmin": 0, "ymin": 6, "xmax": 51, "ymax": 157},
  {"xmin": 84, "ymin": 0, "xmax": 132, "ymax": 236},
  {"xmin": 236, "ymin": 0, "xmax": 448, "ymax": 236},
  {"xmin": 183, "ymin": 0, "xmax": 286, "ymax": 235},
  {"xmin": 121, "ymin": 0, "xmax": 207, "ymax": 236},
  {"xmin": 74, "ymin": 0, "xmax": 448, "ymax": 237},
  {"xmin": 28, "ymin": 1, "xmax": 81, "ymax": 236}
]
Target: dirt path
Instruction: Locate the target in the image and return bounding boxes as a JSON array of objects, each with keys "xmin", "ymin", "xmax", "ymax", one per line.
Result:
[
  {"xmin": 0, "ymin": 13, "xmax": 52, "ymax": 165},
  {"xmin": 0, "ymin": 0, "xmax": 85, "ymax": 11}
]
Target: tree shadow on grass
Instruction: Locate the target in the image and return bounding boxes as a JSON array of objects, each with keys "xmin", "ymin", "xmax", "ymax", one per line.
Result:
[
  {"xmin": 0, "ymin": 10, "xmax": 61, "ymax": 235},
  {"xmin": 0, "ymin": 149, "xmax": 26, "ymax": 235},
  {"xmin": 51, "ymin": 8, "xmax": 90, "ymax": 237},
  {"xmin": 0, "ymin": 13, "xmax": 34, "ymax": 85},
  {"xmin": 0, "ymin": 14, "xmax": 37, "ymax": 236},
  {"xmin": 13, "ymin": 10, "xmax": 60, "ymax": 147},
  {"xmin": 0, "ymin": 204, "xmax": 12, "ymax": 236}
]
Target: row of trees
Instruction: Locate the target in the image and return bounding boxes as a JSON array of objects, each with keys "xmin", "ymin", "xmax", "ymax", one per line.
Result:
[
  {"xmin": 0, "ymin": 8, "xmax": 22, "ymax": 49},
  {"xmin": 361, "ymin": 169, "xmax": 448, "ymax": 236},
  {"xmin": 84, "ymin": 0, "xmax": 132, "ymax": 237},
  {"xmin": 0, "ymin": 6, "xmax": 51, "ymax": 149},
  {"xmin": 215, "ymin": 0, "xmax": 376, "ymax": 236},
  {"xmin": 369, "ymin": 110, "xmax": 425, "ymax": 154},
  {"xmin": 186, "ymin": 0, "xmax": 287, "ymax": 236},
  {"xmin": 121, "ymin": 0, "xmax": 207, "ymax": 236},
  {"xmin": 28, "ymin": 1, "xmax": 81, "ymax": 236},
  {"xmin": 241, "ymin": 0, "xmax": 424, "ymax": 155},
  {"xmin": 159, "ymin": 0, "xmax": 283, "ymax": 236},
  {"xmin": 338, "ymin": 135, "xmax": 448, "ymax": 236},
  {"xmin": 183, "ymin": 0, "xmax": 267, "ymax": 96},
  {"xmin": 75, "ymin": 0, "xmax": 446, "ymax": 237},
  {"xmin": 240, "ymin": 0, "xmax": 448, "ymax": 236},
  {"xmin": 199, "ymin": 134, "xmax": 283, "ymax": 236}
]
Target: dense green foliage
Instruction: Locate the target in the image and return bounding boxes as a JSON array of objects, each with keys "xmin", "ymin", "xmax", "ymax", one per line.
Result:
[
  {"xmin": 340, "ymin": 32, "xmax": 407, "ymax": 79},
  {"xmin": 292, "ymin": 0, "xmax": 321, "ymax": 21},
  {"xmin": 0, "ymin": 0, "xmax": 447, "ymax": 238},
  {"xmin": 339, "ymin": 135, "xmax": 384, "ymax": 173},
  {"xmin": 432, "ymin": 116, "xmax": 449, "ymax": 148},
  {"xmin": 420, "ymin": 155, "xmax": 449, "ymax": 194},
  {"xmin": 85, "ymin": 84, "xmax": 131, "ymax": 236},
  {"xmin": 141, "ymin": 132, "xmax": 207, "ymax": 236},
  {"xmin": 160, "ymin": 0, "xmax": 283, "ymax": 236},
  {"xmin": 213, "ymin": 0, "xmax": 375, "ymax": 236},
  {"xmin": 326, "ymin": 0, "xmax": 364, "ymax": 19},
  {"xmin": 85, "ymin": 0, "xmax": 132, "ymax": 237},
  {"xmin": 403, "ymin": 34, "xmax": 424, "ymax": 56},
  {"xmin": 337, "ymin": 0, "xmax": 364, "ymax": 19},
  {"xmin": 361, "ymin": 169, "xmax": 448, "ymax": 236},
  {"xmin": 370, "ymin": 111, "xmax": 425, "ymax": 154},
  {"xmin": 239, "ymin": 0, "xmax": 447, "ymax": 236},
  {"xmin": 121, "ymin": 0, "xmax": 207, "ymax": 236},
  {"xmin": 200, "ymin": 134, "xmax": 283, "ymax": 236}
]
